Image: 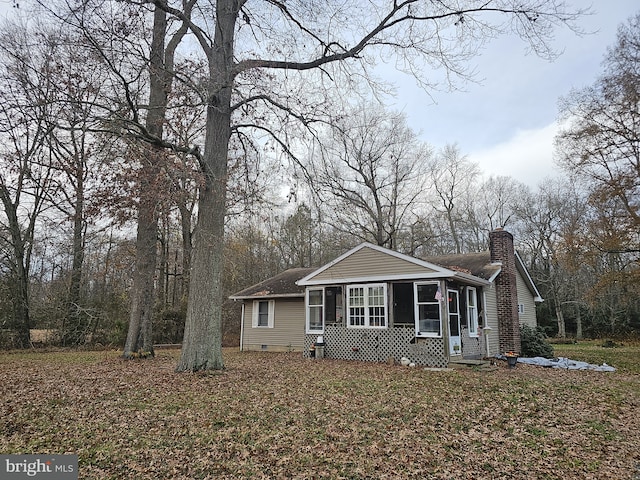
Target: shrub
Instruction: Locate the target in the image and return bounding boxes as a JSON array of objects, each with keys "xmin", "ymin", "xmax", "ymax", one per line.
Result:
[{"xmin": 520, "ymin": 324, "xmax": 554, "ymax": 358}]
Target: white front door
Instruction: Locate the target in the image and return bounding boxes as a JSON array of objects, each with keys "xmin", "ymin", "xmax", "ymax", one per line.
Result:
[{"xmin": 448, "ymin": 289, "xmax": 461, "ymax": 355}]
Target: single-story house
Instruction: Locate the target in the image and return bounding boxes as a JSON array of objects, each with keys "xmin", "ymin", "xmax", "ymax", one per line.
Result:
[{"xmin": 230, "ymin": 229, "xmax": 542, "ymax": 367}]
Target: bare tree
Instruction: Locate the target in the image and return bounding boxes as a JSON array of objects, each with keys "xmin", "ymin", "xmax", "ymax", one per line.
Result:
[
  {"xmin": 514, "ymin": 179, "xmax": 590, "ymax": 338},
  {"xmin": 307, "ymin": 104, "xmax": 430, "ymax": 249},
  {"xmin": 38, "ymin": 31, "xmax": 116, "ymax": 345},
  {"xmin": 556, "ymin": 12, "xmax": 640, "ymax": 251},
  {"xmin": 427, "ymin": 144, "xmax": 480, "ymax": 254},
  {"xmin": 477, "ymin": 176, "xmax": 526, "ymax": 232},
  {"xmin": 555, "ymin": 12, "xmax": 640, "ymax": 336},
  {"xmin": 121, "ymin": 3, "xmax": 192, "ymax": 359},
  {"xmin": 143, "ymin": 0, "xmax": 587, "ymax": 371},
  {"xmin": 0, "ymin": 22, "xmax": 57, "ymax": 347}
]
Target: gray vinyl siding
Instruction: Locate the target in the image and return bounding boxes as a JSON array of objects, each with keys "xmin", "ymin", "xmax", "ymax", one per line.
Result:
[
  {"xmin": 516, "ymin": 271, "xmax": 538, "ymax": 328},
  {"xmin": 483, "ymin": 284, "xmax": 501, "ymax": 357},
  {"xmin": 312, "ymin": 246, "xmax": 435, "ymax": 281},
  {"xmin": 242, "ymin": 298, "xmax": 305, "ymax": 351}
]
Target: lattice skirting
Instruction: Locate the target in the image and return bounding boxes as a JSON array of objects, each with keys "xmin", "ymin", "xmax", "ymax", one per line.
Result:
[
  {"xmin": 304, "ymin": 326, "xmax": 447, "ymax": 368},
  {"xmin": 461, "ymin": 327, "xmax": 483, "ymax": 359}
]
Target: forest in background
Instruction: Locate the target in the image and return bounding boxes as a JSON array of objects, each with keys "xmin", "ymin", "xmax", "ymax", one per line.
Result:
[{"xmin": 0, "ymin": 2, "xmax": 638, "ymax": 351}]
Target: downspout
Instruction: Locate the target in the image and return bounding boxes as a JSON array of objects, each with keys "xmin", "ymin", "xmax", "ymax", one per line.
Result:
[
  {"xmin": 482, "ymin": 290, "xmax": 490, "ymax": 357},
  {"xmin": 239, "ymin": 302, "xmax": 245, "ymax": 351}
]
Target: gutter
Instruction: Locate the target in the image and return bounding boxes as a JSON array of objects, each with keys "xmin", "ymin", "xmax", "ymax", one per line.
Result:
[{"xmin": 229, "ymin": 293, "xmax": 305, "ymax": 301}]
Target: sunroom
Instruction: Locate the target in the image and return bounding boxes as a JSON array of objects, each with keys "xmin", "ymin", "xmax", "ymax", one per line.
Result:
[{"xmin": 297, "ymin": 245, "xmax": 492, "ymax": 367}]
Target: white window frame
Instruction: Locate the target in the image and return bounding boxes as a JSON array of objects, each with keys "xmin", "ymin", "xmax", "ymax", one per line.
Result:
[
  {"xmin": 518, "ymin": 303, "xmax": 525, "ymax": 315},
  {"xmin": 306, "ymin": 287, "xmax": 325, "ymax": 334},
  {"xmin": 414, "ymin": 281, "xmax": 442, "ymax": 338},
  {"xmin": 346, "ymin": 283, "xmax": 388, "ymax": 329},
  {"xmin": 252, "ymin": 300, "xmax": 275, "ymax": 328},
  {"xmin": 467, "ymin": 287, "xmax": 479, "ymax": 338}
]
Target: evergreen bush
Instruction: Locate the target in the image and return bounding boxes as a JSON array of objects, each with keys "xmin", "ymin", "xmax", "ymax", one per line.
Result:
[{"xmin": 520, "ymin": 324, "xmax": 555, "ymax": 358}]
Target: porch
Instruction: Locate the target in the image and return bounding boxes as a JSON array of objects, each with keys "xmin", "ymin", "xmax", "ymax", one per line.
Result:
[
  {"xmin": 304, "ymin": 324, "xmax": 489, "ymax": 368},
  {"xmin": 305, "ymin": 325, "xmax": 449, "ymax": 368}
]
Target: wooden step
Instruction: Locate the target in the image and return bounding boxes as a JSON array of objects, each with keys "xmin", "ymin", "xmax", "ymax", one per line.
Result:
[{"xmin": 448, "ymin": 359, "xmax": 497, "ymax": 371}]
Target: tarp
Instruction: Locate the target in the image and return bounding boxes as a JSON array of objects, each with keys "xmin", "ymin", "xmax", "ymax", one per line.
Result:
[{"xmin": 511, "ymin": 356, "xmax": 616, "ymax": 372}]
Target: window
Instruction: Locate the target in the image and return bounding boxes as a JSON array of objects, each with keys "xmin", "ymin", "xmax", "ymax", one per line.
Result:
[
  {"xmin": 252, "ymin": 300, "xmax": 274, "ymax": 328},
  {"xmin": 414, "ymin": 282, "xmax": 442, "ymax": 337},
  {"xmin": 307, "ymin": 288, "xmax": 324, "ymax": 333},
  {"xmin": 257, "ymin": 301, "xmax": 269, "ymax": 326},
  {"xmin": 467, "ymin": 287, "xmax": 479, "ymax": 337},
  {"xmin": 347, "ymin": 284, "xmax": 387, "ymax": 328},
  {"xmin": 518, "ymin": 303, "xmax": 525, "ymax": 315}
]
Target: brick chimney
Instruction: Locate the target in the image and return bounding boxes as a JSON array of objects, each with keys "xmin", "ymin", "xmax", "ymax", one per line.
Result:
[{"xmin": 489, "ymin": 228, "xmax": 521, "ymax": 354}]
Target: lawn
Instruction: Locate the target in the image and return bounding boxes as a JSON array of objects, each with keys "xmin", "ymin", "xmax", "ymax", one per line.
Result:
[
  {"xmin": 1, "ymin": 346, "xmax": 639, "ymax": 479},
  {"xmin": 552, "ymin": 339, "xmax": 640, "ymax": 374}
]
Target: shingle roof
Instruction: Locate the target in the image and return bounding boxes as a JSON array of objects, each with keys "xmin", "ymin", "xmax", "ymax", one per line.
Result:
[
  {"xmin": 230, "ymin": 245, "xmax": 541, "ymax": 302},
  {"xmin": 229, "ymin": 252, "xmax": 500, "ymax": 299},
  {"xmin": 422, "ymin": 251, "xmax": 501, "ymax": 281},
  {"xmin": 229, "ymin": 267, "xmax": 317, "ymax": 299}
]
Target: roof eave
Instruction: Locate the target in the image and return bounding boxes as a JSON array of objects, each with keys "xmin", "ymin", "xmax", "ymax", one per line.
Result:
[
  {"xmin": 299, "ymin": 272, "xmax": 446, "ymax": 286},
  {"xmin": 487, "ymin": 262, "xmax": 502, "ymax": 283},
  {"xmin": 229, "ymin": 293, "xmax": 305, "ymax": 301},
  {"xmin": 514, "ymin": 251, "xmax": 544, "ymax": 301},
  {"xmin": 450, "ymin": 271, "xmax": 492, "ymax": 286},
  {"xmin": 299, "ymin": 270, "xmax": 491, "ymax": 287}
]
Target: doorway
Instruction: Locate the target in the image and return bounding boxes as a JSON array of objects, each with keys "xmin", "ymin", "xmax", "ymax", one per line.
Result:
[{"xmin": 448, "ymin": 289, "xmax": 461, "ymax": 355}]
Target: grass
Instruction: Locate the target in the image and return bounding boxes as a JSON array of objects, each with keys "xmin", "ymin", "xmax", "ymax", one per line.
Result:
[
  {"xmin": 551, "ymin": 339, "xmax": 640, "ymax": 374},
  {"xmin": 1, "ymin": 345, "xmax": 639, "ymax": 479}
]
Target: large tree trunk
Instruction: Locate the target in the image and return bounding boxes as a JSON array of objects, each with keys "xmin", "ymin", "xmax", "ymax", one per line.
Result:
[
  {"xmin": 176, "ymin": 0, "xmax": 237, "ymax": 372},
  {"xmin": 123, "ymin": 6, "xmax": 170, "ymax": 358},
  {"xmin": 123, "ymin": 194, "xmax": 159, "ymax": 357},
  {"xmin": 12, "ymin": 255, "xmax": 31, "ymax": 349},
  {"xmin": 1, "ymin": 189, "xmax": 31, "ymax": 348},
  {"xmin": 178, "ymin": 201, "xmax": 192, "ymax": 300},
  {"xmin": 64, "ymin": 153, "xmax": 85, "ymax": 346},
  {"xmin": 176, "ymin": 105, "xmax": 229, "ymax": 371}
]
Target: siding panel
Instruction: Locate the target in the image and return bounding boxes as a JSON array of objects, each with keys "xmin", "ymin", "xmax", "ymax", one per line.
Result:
[
  {"xmin": 242, "ymin": 298, "xmax": 305, "ymax": 351},
  {"xmin": 313, "ymin": 246, "xmax": 436, "ymax": 281},
  {"xmin": 483, "ymin": 285, "xmax": 501, "ymax": 357},
  {"xmin": 516, "ymin": 271, "xmax": 538, "ymax": 328}
]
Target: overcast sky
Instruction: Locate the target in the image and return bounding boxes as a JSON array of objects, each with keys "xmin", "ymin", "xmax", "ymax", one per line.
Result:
[
  {"xmin": 383, "ymin": 0, "xmax": 639, "ymax": 188},
  {"xmin": 1, "ymin": 1, "xmax": 636, "ymax": 190}
]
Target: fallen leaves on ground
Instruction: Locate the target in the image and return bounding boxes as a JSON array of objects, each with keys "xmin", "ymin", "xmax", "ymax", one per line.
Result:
[{"xmin": 1, "ymin": 348, "xmax": 639, "ymax": 479}]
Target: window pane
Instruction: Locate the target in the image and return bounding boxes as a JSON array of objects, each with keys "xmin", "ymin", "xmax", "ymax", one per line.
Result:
[
  {"xmin": 368, "ymin": 286, "xmax": 384, "ymax": 306},
  {"xmin": 309, "ymin": 306, "xmax": 323, "ymax": 330},
  {"xmin": 467, "ymin": 289, "xmax": 476, "ymax": 307},
  {"xmin": 309, "ymin": 289, "xmax": 323, "ymax": 306},
  {"xmin": 418, "ymin": 304, "xmax": 440, "ymax": 334},
  {"xmin": 369, "ymin": 306, "xmax": 385, "ymax": 327},
  {"xmin": 449, "ymin": 314, "xmax": 460, "ymax": 336},
  {"xmin": 417, "ymin": 284, "xmax": 438, "ymax": 303},
  {"xmin": 258, "ymin": 301, "xmax": 269, "ymax": 326},
  {"xmin": 468, "ymin": 307, "xmax": 478, "ymax": 335},
  {"xmin": 349, "ymin": 306, "xmax": 365, "ymax": 326},
  {"xmin": 468, "ymin": 288, "xmax": 478, "ymax": 335},
  {"xmin": 349, "ymin": 286, "xmax": 365, "ymax": 326},
  {"xmin": 448, "ymin": 292, "xmax": 458, "ymax": 313},
  {"xmin": 349, "ymin": 287, "xmax": 364, "ymax": 306}
]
